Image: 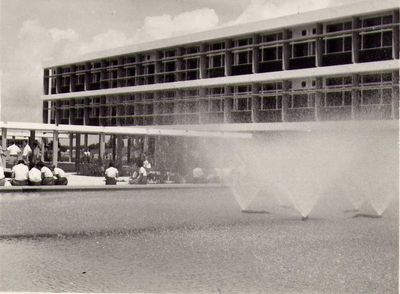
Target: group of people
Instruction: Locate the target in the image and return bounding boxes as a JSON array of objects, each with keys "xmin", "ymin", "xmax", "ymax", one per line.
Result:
[
  {"xmin": 0, "ymin": 139, "xmax": 68, "ymax": 187},
  {"xmin": 104, "ymin": 157, "xmax": 151, "ymax": 185}
]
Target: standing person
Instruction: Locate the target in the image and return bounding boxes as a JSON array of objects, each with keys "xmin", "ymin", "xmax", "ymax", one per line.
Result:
[
  {"xmin": 22, "ymin": 140, "xmax": 32, "ymax": 164},
  {"xmin": 52, "ymin": 165, "xmax": 68, "ymax": 185},
  {"xmin": 28, "ymin": 163, "xmax": 42, "ymax": 186},
  {"xmin": 37, "ymin": 161, "xmax": 54, "ymax": 185},
  {"xmin": 7, "ymin": 140, "xmax": 21, "ymax": 167},
  {"xmin": 32, "ymin": 141, "xmax": 42, "ymax": 164},
  {"xmin": 11, "ymin": 160, "xmax": 29, "ymax": 186},
  {"xmin": 105, "ymin": 162, "xmax": 118, "ymax": 185},
  {"xmin": 0, "ymin": 165, "xmax": 6, "ymax": 186}
]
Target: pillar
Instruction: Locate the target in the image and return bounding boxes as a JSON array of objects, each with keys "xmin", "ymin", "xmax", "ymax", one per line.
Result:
[
  {"xmin": 56, "ymin": 67, "xmax": 62, "ymax": 94},
  {"xmin": 84, "ymin": 134, "xmax": 88, "ymax": 150},
  {"xmin": 40, "ymin": 139, "xmax": 45, "ymax": 162},
  {"xmin": 352, "ymin": 17, "xmax": 360, "ymax": 64},
  {"xmin": 112, "ymin": 135, "xmax": 116, "ymax": 161},
  {"xmin": 252, "ymin": 34, "xmax": 260, "ymax": 74},
  {"xmin": 315, "ymin": 23, "xmax": 323, "ymax": 67},
  {"xmin": 29, "ymin": 130, "xmax": 35, "ymax": 151},
  {"xmin": 42, "ymin": 101, "xmax": 49, "ymax": 123},
  {"xmin": 70, "ymin": 65, "xmax": 76, "ymax": 93},
  {"xmin": 84, "ymin": 62, "xmax": 91, "ymax": 91},
  {"xmin": 143, "ymin": 136, "xmax": 150, "ymax": 154},
  {"xmin": 199, "ymin": 43, "xmax": 207, "ymax": 79},
  {"xmin": 54, "ymin": 101, "xmax": 60, "ymax": 125},
  {"xmin": 314, "ymin": 77, "xmax": 323, "ymax": 121},
  {"xmin": 282, "ymin": 80, "xmax": 291, "ymax": 122},
  {"xmin": 52, "ymin": 131, "xmax": 59, "ymax": 167},
  {"xmin": 75, "ymin": 133, "xmax": 81, "ymax": 173},
  {"xmin": 351, "ymin": 74, "xmax": 361, "ymax": 120},
  {"xmin": 43, "ymin": 69, "xmax": 50, "ymax": 95},
  {"xmin": 175, "ymin": 47, "xmax": 183, "ymax": 81},
  {"xmin": 1, "ymin": 128, "xmax": 6, "ymax": 168},
  {"xmin": 116, "ymin": 135, "xmax": 123, "ymax": 166},
  {"xmin": 127, "ymin": 137, "xmax": 132, "ymax": 163},
  {"xmin": 198, "ymin": 88, "xmax": 208, "ymax": 124},
  {"xmin": 251, "ymin": 83, "xmax": 261, "ymax": 123},
  {"xmin": 69, "ymin": 133, "xmax": 74, "ymax": 162},
  {"xmin": 224, "ymin": 39, "xmax": 232, "ymax": 77},
  {"xmin": 392, "ymin": 71, "xmax": 399, "ymax": 119},
  {"xmin": 223, "ymin": 86, "xmax": 232, "ymax": 123},
  {"xmin": 393, "ymin": 10, "xmax": 399, "ymax": 60},
  {"xmin": 99, "ymin": 133, "xmax": 105, "ymax": 161},
  {"xmin": 282, "ymin": 29, "xmax": 290, "ymax": 70}
]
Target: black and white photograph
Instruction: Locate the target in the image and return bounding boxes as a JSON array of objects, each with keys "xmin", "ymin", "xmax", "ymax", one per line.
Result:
[{"xmin": 0, "ymin": 0, "xmax": 399, "ymax": 293}]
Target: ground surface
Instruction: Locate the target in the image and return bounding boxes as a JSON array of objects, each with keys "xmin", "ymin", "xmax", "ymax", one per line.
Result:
[{"xmin": 0, "ymin": 187, "xmax": 398, "ymax": 293}]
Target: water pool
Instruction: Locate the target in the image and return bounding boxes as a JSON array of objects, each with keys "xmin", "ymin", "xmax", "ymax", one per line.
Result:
[{"xmin": 0, "ymin": 188, "xmax": 398, "ymax": 293}]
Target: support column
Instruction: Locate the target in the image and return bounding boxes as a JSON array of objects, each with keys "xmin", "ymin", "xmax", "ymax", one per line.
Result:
[
  {"xmin": 84, "ymin": 62, "xmax": 91, "ymax": 91},
  {"xmin": 224, "ymin": 39, "xmax": 232, "ymax": 77},
  {"xmin": 29, "ymin": 130, "xmax": 35, "ymax": 160},
  {"xmin": 42, "ymin": 101, "xmax": 49, "ymax": 123},
  {"xmin": 282, "ymin": 80, "xmax": 291, "ymax": 122},
  {"xmin": 315, "ymin": 23, "xmax": 323, "ymax": 67},
  {"xmin": 393, "ymin": 10, "xmax": 399, "ymax": 60},
  {"xmin": 48, "ymin": 101, "xmax": 52, "ymax": 124},
  {"xmin": 252, "ymin": 34, "xmax": 260, "ymax": 74},
  {"xmin": 52, "ymin": 131, "xmax": 59, "ymax": 167},
  {"xmin": 84, "ymin": 134, "xmax": 88, "ymax": 150},
  {"xmin": 143, "ymin": 136, "xmax": 149, "ymax": 154},
  {"xmin": 198, "ymin": 87, "xmax": 208, "ymax": 124},
  {"xmin": 282, "ymin": 29, "xmax": 290, "ymax": 70},
  {"xmin": 75, "ymin": 133, "xmax": 81, "ymax": 173},
  {"xmin": 99, "ymin": 133, "xmax": 105, "ymax": 161},
  {"xmin": 116, "ymin": 135, "xmax": 123, "ymax": 167},
  {"xmin": 199, "ymin": 43, "xmax": 207, "ymax": 79},
  {"xmin": 127, "ymin": 137, "xmax": 132, "ymax": 163},
  {"xmin": 112, "ymin": 135, "xmax": 116, "ymax": 161},
  {"xmin": 69, "ymin": 133, "xmax": 74, "ymax": 162},
  {"xmin": 43, "ymin": 69, "xmax": 50, "ymax": 95},
  {"xmin": 56, "ymin": 67, "xmax": 62, "ymax": 94},
  {"xmin": 352, "ymin": 17, "xmax": 360, "ymax": 64},
  {"xmin": 251, "ymin": 83, "xmax": 261, "ymax": 123},
  {"xmin": 54, "ymin": 101, "xmax": 60, "ymax": 125},
  {"xmin": 392, "ymin": 71, "xmax": 399, "ymax": 119},
  {"xmin": 70, "ymin": 65, "xmax": 76, "ymax": 93},
  {"xmin": 224, "ymin": 86, "xmax": 233, "ymax": 123},
  {"xmin": 83, "ymin": 99, "xmax": 90, "ymax": 126},
  {"xmin": 175, "ymin": 47, "xmax": 183, "ymax": 81},
  {"xmin": 351, "ymin": 74, "xmax": 361, "ymax": 120},
  {"xmin": 41, "ymin": 140, "xmax": 45, "ymax": 162},
  {"xmin": 314, "ymin": 77, "xmax": 323, "ymax": 121},
  {"xmin": 1, "ymin": 128, "xmax": 7, "ymax": 168}
]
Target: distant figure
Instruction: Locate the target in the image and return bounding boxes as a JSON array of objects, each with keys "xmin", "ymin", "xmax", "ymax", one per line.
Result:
[
  {"xmin": 83, "ymin": 148, "xmax": 91, "ymax": 163},
  {"xmin": 22, "ymin": 140, "xmax": 32, "ymax": 164},
  {"xmin": 32, "ymin": 141, "xmax": 42, "ymax": 164},
  {"xmin": 192, "ymin": 167, "xmax": 205, "ymax": 183},
  {"xmin": 0, "ymin": 165, "xmax": 6, "ymax": 186},
  {"xmin": 28, "ymin": 164, "xmax": 42, "ymax": 186},
  {"xmin": 7, "ymin": 140, "xmax": 21, "ymax": 167},
  {"xmin": 37, "ymin": 161, "xmax": 55, "ymax": 185},
  {"xmin": 52, "ymin": 165, "xmax": 68, "ymax": 185},
  {"xmin": 11, "ymin": 160, "xmax": 29, "ymax": 186},
  {"xmin": 129, "ymin": 161, "xmax": 147, "ymax": 184},
  {"xmin": 105, "ymin": 162, "xmax": 118, "ymax": 185}
]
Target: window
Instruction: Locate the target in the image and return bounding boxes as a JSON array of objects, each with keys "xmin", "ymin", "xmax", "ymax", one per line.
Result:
[
  {"xmin": 361, "ymin": 15, "xmax": 393, "ymax": 49},
  {"xmin": 208, "ymin": 87, "xmax": 225, "ymax": 96},
  {"xmin": 234, "ymin": 97, "xmax": 251, "ymax": 111},
  {"xmin": 262, "ymin": 96, "xmax": 282, "ymax": 110},
  {"xmin": 291, "ymin": 93, "xmax": 315, "ymax": 108},
  {"xmin": 210, "ymin": 42, "xmax": 225, "ymax": 51},
  {"xmin": 292, "ymin": 42, "xmax": 315, "ymax": 57},
  {"xmin": 360, "ymin": 72, "xmax": 393, "ymax": 105},
  {"xmin": 210, "ymin": 99, "xmax": 224, "ymax": 112},
  {"xmin": 235, "ymin": 38, "xmax": 252, "ymax": 47},
  {"xmin": 261, "ymin": 46, "xmax": 282, "ymax": 61},
  {"xmin": 209, "ymin": 54, "xmax": 225, "ymax": 68},
  {"xmin": 233, "ymin": 50, "xmax": 252, "ymax": 65},
  {"xmin": 325, "ymin": 92, "xmax": 352, "ymax": 106}
]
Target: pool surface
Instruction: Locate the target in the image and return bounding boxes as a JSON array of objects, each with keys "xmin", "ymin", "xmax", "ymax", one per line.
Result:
[{"xmin": 0, "ymin": 188, "xmax": 398, "ymax": 293}]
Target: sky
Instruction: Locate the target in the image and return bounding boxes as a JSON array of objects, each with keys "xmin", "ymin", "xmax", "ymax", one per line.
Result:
[{"xmin": 0, "ymin": 0, "xmax": 362, "ymax": 123}]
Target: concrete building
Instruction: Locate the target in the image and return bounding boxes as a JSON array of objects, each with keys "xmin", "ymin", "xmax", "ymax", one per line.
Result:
[{"xmin": 41, "ymin": 0, "xmax": 399, "ymax": 129}]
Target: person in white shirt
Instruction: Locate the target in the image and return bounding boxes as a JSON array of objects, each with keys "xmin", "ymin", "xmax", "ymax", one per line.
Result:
[
  {"xmin": 52, "ymin": 165, "xmax": 68, "ymax": 185},
  {"xmin": 105, "ymin": 162, "xmax": 119, "ymax": 185},
  {"xmin": 0, "ymin": 165, "xmax": 6, "ymax": 186},
  {"xmin": 37, "ymin": 161, "xmax": 54, "ymax": 185},
  {"xmin": 7, "ymin": 141, "xmax": 21, "ymax": 167},
  {"xmin": 22, "ymin": 141, "xmax": 32, "ymax": 164},
  {"xmin": 28, "ymin": 164, "xmax": 42, "ymax": 186},
  {"xmin": 129, "ymin": 161, "xmax": 147, "ymax": 185},
  {"xmin": 11, "ymin": 160, "xmax": 29, "ymax": 186}
]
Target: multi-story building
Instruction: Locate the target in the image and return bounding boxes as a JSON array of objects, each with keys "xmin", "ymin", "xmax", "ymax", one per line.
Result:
[{"xmin": 42, "ymin": 0, "xmax": 399, "ymax": 128}]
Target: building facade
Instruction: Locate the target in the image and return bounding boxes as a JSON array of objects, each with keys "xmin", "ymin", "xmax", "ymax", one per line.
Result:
[{"xmin": 42, "ymin": 1, "xmax": 399, "ymax": 128}]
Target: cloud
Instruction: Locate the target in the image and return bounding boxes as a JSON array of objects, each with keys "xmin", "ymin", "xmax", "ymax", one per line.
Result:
[
  {"xmin": 134, "ymin": 8, "xmax": 219, "ymax": 42},
  {"xmin": 230, "ymin": 0, "xmax": 350, "ymax": 25}
]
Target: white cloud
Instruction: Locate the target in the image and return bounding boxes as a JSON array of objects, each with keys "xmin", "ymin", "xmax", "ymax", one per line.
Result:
[{"xmin": 230, "ymin": 0, "xmax": 345, "ymax": 25}]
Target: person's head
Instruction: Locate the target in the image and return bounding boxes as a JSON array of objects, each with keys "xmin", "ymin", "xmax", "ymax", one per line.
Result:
[
  {"xmin": 17, "ymin": 160, "xmax": 25, "ymax": 165},
  {"xmin": 109, "ymin": 161, "xmax": 114, "ymax": 168},
  {"xmin": 36, "ymin": 161, "xmax": 45, "ymax": 169},
  {"xmin": 50, "ymin": 164, "xmax": 56, "ymax": 171},
  {"xmin": 137, "ymin": 160, "xmax": 143, "ymax": 168},
  {"xmin": 10, "ymin": 140, "xmax": 15, "ymax": 145}
]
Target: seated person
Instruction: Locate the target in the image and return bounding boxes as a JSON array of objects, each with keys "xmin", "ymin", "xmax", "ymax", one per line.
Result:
[
  {"xmin": 0, "ymin": 165, "xmax": 6, "ymax": 186},
  {"xmin": 105, "ymin": 162, "xmax": 118, "ymax": 185},
  {"xmin": 37, "ymin": 161, "xmax": 55, "ymax": 185},
  {"xmin": 28, "ymin": 163, "xmax": 42, "ymax": 186},
  {"xmin": 129, "ymin": 161, "xmax": 147, "ymax": 184},
  {"xmin": 11, "ymin": 160, "xmax": 29, "ymax": 186},
  {"xmin": 52, "ymin": 165, "xmax": 68, "ymax": 185},
  {"xmin": 192, "ymin": 167, "xmax": 205, "ymax": 183}
]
